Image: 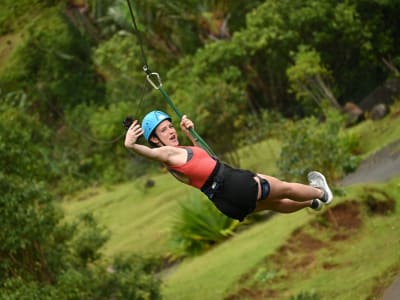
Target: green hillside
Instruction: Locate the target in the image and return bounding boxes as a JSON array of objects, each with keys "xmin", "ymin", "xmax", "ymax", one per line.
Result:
[{"xmin": 63, "ymin": 105, "xmax": 400, "ymax": 300}]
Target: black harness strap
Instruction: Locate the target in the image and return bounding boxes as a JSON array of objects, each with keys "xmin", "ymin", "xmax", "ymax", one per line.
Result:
[{"xmin": 201, "ymin": 160, "xmax": 224, "ymax": 200}]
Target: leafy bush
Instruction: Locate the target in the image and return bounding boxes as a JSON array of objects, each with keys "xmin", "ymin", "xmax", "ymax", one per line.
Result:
[
  {"xmin": 169, "ymin": 193, "xmax": 239, "ymax": 260},
  {"xmin": 277, "ymin": 109, "xmax": 361, "ymax": 183},
  {"xmin": 1, "ymin": 255, "xmax": 162, "ymax": 300}
]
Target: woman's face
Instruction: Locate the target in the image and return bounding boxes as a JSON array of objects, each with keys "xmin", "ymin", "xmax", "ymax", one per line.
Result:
[{"xmin": 151, "ymin": 120, "xmax": 179, "ymax": 146}]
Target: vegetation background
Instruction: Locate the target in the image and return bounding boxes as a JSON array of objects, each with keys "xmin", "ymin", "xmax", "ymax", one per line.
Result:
[{"xmin": 1, "ymin": 0, "xmax": 399, "ymax": 299}]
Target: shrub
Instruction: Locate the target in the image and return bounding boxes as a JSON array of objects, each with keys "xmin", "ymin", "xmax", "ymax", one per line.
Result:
[
  {"xmin": 169, "ymin": 193, "xmax": 239, "ymax": 260},
  {"xmin": 278, "ymin": 109, "xmax": 361, "ymax": 183},
  {"xmin": 1, "ymin": 255, "xmax": 162, "ymax": 300}
]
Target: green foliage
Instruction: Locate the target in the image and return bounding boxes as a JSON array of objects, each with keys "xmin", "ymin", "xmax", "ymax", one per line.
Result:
[
  {"xmin": 168, "ymin": 0, "xmax": 400, "ymax": 120},
  {"xmin": 1, "ymin": 6, "xmax": 105, "ymax": 122},
  {"xmin": 105, "ymin": 0, "xmax": 263, "ymax": 68},
  {"xmin": 169, "ymin": 193, "xmax": 239, "ymax": 260},
  {"xmin": 0, "ymin": 102, "xmax": 161, "ymax": 300},
  {"xmin": 287, "ymin": 45, "xmax": 340, "ymax": 112},
  {"xmin": 290, "ymin": 290, "xmax": 321, "ymax": 300},
  {"xmin": 0, "ymin": 107, "xmax": 68, "ymax": 282},
  {"xmin": 70, "ymin": 213, "xmax": 110, "ymax": 266},
  {"xmin": 93, "ymin": 33, "xmax": 153, "ymax": 107},
  {"xmin": 168, "ymin": 70, "xmax": 247, "ymax": 156},
  {"xmin": 251, "ymin": 267, "xmax": 279, "ymax": 284},
  {"xmin": 57, "ymin": 101, "xmax": 151, "ymax": 189},
  {"xmin": 94, "ymin": 254, "xmax": 161, "ymax": 300},
  {"xmin": 0, "ymin": 0, "xmax": 61, "ymax": 35},
  {"xmin": 0, "ymin": 176, "xmax": 62, "ymax": 281},
  {"xmin": 278, "ymin": 109, "xmax": 361, "ymax": 183},
  {"xmin": 0, "ymin": 106, "xmax": 51, "ymax": 181},
  {"xmin": 1, "ymin": 255, "xmax": 162, "ymax": 300}
]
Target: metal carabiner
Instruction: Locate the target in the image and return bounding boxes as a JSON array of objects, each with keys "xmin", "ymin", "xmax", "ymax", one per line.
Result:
[{"xmin": 146, "ymin": 72, "xmax": 162, "ymax": 90}]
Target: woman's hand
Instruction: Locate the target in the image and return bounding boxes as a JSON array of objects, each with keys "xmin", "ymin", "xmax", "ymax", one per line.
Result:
[
  {"xmin": 180, "ymin": 115, "xmax": 194, "ymax": 134},
  {"xmin": 180, "ymin": 115, "xmax": 199, "ymax": 146},
  {"xmin": 124, "ymin": 120, "xmax": 144, "ymax": 148}
]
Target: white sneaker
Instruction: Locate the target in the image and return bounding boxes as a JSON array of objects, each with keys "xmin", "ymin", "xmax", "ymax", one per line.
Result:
[{"xmin": 308, "ymin": 171, "xmax": 333, "ymax": 205}]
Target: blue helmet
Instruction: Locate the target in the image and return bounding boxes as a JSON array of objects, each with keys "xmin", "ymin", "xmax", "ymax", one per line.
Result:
[{"xmin": 141, "ymin": 110, "xmax": 172, "ymax": 141}]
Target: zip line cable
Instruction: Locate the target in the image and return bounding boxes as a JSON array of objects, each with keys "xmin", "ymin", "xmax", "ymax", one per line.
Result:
[
  {"xmin": 126, "ymin": 0, "xmax": 149, "ymax": 72},
  {"xmin": 125, "ymin": 0, "xmax": 216, "ymax": 156}
]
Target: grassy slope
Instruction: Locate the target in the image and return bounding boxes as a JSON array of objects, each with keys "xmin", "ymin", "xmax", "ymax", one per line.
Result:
[
  {"xmin": 233, "ymin": 181, "xmax": 400, "ymax": 300},
  {"xmin": 162, "ymin": 211, "xmax": 313, "ymax": 300},
  {"xmin": 0, "ymin": 33, "xmax": 22, "ymax": 73},
  {"xmin": 162, "ymin": 180, "xmax": 400, "ymax": 300},
  {"xmin": 63, "ymin": 173, "xmax": 196, "ymax": 257},
  {"xmin": 63, "ymin": 104, "xmax": 400, "ymax": 299}
]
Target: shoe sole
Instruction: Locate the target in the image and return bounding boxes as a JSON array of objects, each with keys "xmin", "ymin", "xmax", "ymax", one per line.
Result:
[
  {"xmin": 313, "ymin": 199, "xmax": 323, "ymax": 211},
  {"xmin": 308, "ymin": 171, "xmax": 333, "ymax": 205}
]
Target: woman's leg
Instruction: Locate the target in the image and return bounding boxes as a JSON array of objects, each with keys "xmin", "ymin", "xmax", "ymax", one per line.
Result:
[{"xmin": 255, "ymin": 174, "xmax": 324, "ymax": 213}]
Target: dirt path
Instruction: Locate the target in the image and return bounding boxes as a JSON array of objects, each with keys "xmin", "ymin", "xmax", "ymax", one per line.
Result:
[{"xmin": 339, "ymin": 139, "xmax": 400, "ymax": 300}]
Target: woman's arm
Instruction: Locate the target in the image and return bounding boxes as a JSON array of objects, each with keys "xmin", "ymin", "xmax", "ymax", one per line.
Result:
[
  {"xmin": 180, "ymin": 115, "xmax": 199, "ymax": 146},
  {"xmin": 124, "ymin": 120, "xmax": 171, "ymax": 163}
]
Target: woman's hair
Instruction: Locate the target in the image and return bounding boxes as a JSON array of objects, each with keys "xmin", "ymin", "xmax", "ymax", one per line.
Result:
[{"xmin": 148, "ymin": 135, "xmax": 159, "ymax": 148}]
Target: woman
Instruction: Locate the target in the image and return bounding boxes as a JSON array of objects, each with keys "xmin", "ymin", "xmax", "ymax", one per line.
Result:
[{"xmin": 124, "ymin": 110, "xmax": 333, "ymax": 221}]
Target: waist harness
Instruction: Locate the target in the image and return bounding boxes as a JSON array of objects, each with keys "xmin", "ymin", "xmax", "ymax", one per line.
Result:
[
  {"xmin": 200, "ymin": 160, "xmax": 262, "ymax": 222},
  {"xmin": 200, "ymin": 159, "xmax": 224, "ymax": 199}
]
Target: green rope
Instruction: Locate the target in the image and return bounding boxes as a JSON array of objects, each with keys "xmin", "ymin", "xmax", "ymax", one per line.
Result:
[
  {"xmin": 158, "ymin": 87, "xmax": 216, "ymax": 156},
  {"xmin": 125, "ymin": 0, "xmax": 216, "ymax": 157}
]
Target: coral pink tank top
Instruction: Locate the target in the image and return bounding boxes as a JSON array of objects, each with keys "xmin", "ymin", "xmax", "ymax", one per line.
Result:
[{"xmin": 167, "ymin": 146, "xmax": 217, "ymax": 189}]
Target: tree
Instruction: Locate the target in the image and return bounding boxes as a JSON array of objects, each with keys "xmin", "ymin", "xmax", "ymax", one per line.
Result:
[
  {"xmin": 97, "ymin": 0, "xmax": 264, "ymax": 69},
  {"xmin": 277, "ymin": 109, "xmax": 360, "ymax": 183},
  {"xmin": 167, "ymin": 0, "xmax": 400, "ymax": 120},
  {"xmin": 287, "ymin": 46, "xmax": 341, "ymax": 112},
  {"xmin": 0, "ymin": 6, "xmax": 105, "ymax": 124},
  {"xmin": 0, "ymin": 105, "xmax": 161, "ymax": 299}
]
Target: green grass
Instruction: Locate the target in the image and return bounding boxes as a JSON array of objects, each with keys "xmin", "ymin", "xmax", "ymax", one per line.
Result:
[
  {"xmin": 243, "ymin": 180, "xmax": 400, "ymax": 300},
  {"xmin": 0, "ymin": 33, "xmax": 22, "ymax": 73},
  {"xmin": 162, "ymin": 180, "xmax": 400, "ymax": 300},
  {"xmin": 63, "ymin": 173, "xmax": 195, "ymax": 257},
  {"xmin": 237, "ymin": 138, "xmax": 281, "ymax": 176}
]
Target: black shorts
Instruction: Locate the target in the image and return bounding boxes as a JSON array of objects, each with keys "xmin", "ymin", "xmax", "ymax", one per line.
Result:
[{"xmin": 202, "ymin": 162, "xmax": 259, "ymax": 221}]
